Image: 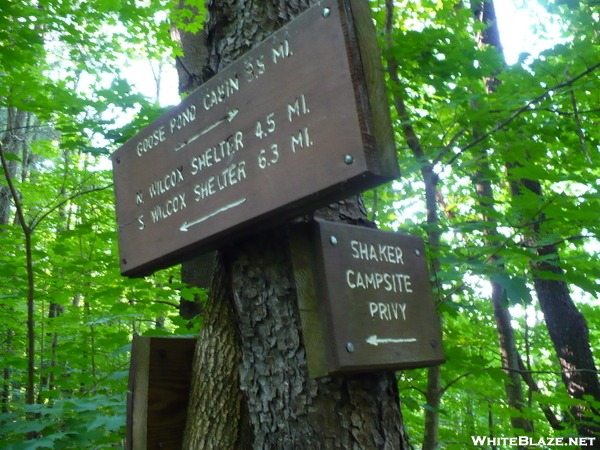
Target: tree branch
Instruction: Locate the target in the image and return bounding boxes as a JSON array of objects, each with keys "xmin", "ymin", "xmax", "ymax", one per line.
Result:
[
  {"xmin": 440, "ymin": 372, "xmax": 472, "ymax": 396},
  {"xmin": 444, "ymin": 61, "xmax": 600, "ymax": 169},
  {"xmin": 154, "ymin": 300, "xmax": 180, "ymax": 309},
  {"xmin": 30, "ymin": 184, "xmax": 113, "ymax": 231}
]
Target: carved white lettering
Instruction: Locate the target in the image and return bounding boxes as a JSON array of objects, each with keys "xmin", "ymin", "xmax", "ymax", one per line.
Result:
[
  {"xmin": 136, "ymin": 126, "xmax": 166, "ymax": 157},
  {"xmin": 287, "ymin": 94, "xmax": 309, "ymax": 121},
  {"xmin": 272, "ymin": 40, "xmax": 292, "ymax": 63},
  {"xmin": 258, "ymin": 144, "xmax": 279, "ymax": 169},
  {"xmin": 190, "ymin": 131, "xmax": 244, "ymax": 175},
  {"xmin": 203, "ymin": 77, "xmax": 239, "ymax": 111},
  {"xmin": 193, "ymin": 177, "xmax": 216, "ymax": 201},
  {"xmin": 245, "ymin": 56, "xmax": 265, "ymax": 82},
  {"xmin": 350, "ymin": 240, "xmax": 404, "ymax": 264},
  {"xmin": 148, "ymin": 166, "xmax": 185, "ymax": 198},
  {"xmin": 368, "ymin": 302, "xmax": 407, "ymax": 321},
  {"xmin": 149, "ymin": 193, "xmax": 187, "ymax": 223},
  {"xmin": 169, "ymin": 105, "xmax": 197, "ymax": 134},
  {"xmin": 193, "ymin": 161, "xmax": 247, "ymax": 202},
  {"xmin": 216, "ymin": 161, "xmax": 247, "ymax": 190},
  {"xmin": 346, "ymin": 269, "xmax": 412, "ymax": 293},
  {"xmin": 136, "ymin": 190, "xmax": 144, "ymax": 205},
  {"xmin": 291, "ymin": 127, "xmax": 312, "ymax": 152}
]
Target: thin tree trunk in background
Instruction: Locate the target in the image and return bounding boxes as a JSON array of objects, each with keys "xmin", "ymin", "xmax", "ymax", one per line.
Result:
[
  {"xmin": 2, "ymin": 330, "xmax": 13, "ymax": 413},
  {"xmin": 0, "ymin": 143, "xmax": 35, "ymax": 408},
  {"xmin": 472, "ymin": 151, "xmax": 533, "ymax": 437},
  {"xmin": 0, "ymin": 108, "xmax": 36, "ymax": 408},
  {"xmin": 177, "ymin": 0, "xmax": 411, "ymax": 448},
  {"xmin": 509, "ymin": 172, "xmax": 600, "ymax": 440},
  {"xmin": 475, "ymin": 0, "xmax": 600, "ymax": 439},
  {"xmin": 0, "ymin": 107, "xmax": 28, "ymax": 225},
  {"xmin": 384, "ymin": 7, "xmax": 443, "ymax": 442},
  {"xmin": 0, "ymin": 107, "xmax": 20, "ymax": 413},
  {"xmin": 470, "ymin": 130, "xmax": 532, "ymax": 434},
  {"xmin": 47, "ymin": 303, "xmax": 62, "ymax": 392}
]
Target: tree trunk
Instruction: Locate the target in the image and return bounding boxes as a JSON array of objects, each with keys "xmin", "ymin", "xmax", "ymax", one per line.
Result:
[
  {"xmin": 510, "ymin": 170, "xmax": 600, "ymax": 440},
  {"xmin": 384, "ymin": 1, "xmax": 444, "ymax": 443},
  {"xmin": 472, "ymin": 155, "xmax": 532, "ymax": 436},
  {"xmin": 0, "ymin": 107, "xmax": 29, "ymax": 225},
  {"xmin": 178, "ymin": 0, "xmax": 411, "ymax": 448},
  {"xmin": 470, "ymin": 0, "xmax": 549, "ymax": 437}
]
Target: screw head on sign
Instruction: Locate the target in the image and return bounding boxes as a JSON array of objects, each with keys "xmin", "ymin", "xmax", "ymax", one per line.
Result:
[
  {"xmin": 414, "ymin": 249, "xmax": 421, "ymax": 256},
  {"xmin": 346, "ymin": 342, "xmax": 354, "ymax": 353},
  {"xmin": 322, "ymin": 7, "xmax": 331, "ymax": 17},
  {"xmin": 330, "ymin": 236, "xmax": 338, "ymax": 245},
  {"xmin": 344, "ymin": 155, "xmax": 354, "ymax": 165}
]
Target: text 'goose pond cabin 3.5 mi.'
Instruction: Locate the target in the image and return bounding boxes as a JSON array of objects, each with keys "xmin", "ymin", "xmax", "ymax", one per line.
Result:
[{"xmin": 110, "ymin": 0, "xmax": 398, "ymax": 277}]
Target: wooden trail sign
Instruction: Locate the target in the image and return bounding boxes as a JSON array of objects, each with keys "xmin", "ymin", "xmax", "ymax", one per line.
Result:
[
  {"xmin": 111, "ymin": 0, "xmax": 398, "ymax": 277},
  {"xmin": 290, "ymin": 220, "xmax": 445, "ymax": 377}
]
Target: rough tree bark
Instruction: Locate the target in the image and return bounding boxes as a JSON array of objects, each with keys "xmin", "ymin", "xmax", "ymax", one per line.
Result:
[
  {"xmin": 509, "ymin": 173, "xmax": 600, "ymax": 441},
  {"xmin": 175, "ymin": 0, "xmax": 412, "ymax": 448}
]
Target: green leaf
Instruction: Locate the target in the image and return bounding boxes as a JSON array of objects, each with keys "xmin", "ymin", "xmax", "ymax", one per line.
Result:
[{"xmin": 491, "ymin": 273, "xmax": 533, "ymax": 306}]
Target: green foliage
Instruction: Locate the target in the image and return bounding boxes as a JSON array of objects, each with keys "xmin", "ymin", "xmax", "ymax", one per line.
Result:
[
  {"xmin": 365, "ymin": 0, "xmax": 600, "ymax": 446},
  {"xmin": 0, "ymin": 0, "xmax": 202, "ymax": 448}
]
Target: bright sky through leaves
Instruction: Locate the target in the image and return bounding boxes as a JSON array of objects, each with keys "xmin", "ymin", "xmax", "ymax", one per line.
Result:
[
  {"xmin": 125, "ymin": 0, "xmax": 565, "ymax": 106},
  {"xmin": 495, "ymin": 0, "xmax": 567, "ymax": 64}
]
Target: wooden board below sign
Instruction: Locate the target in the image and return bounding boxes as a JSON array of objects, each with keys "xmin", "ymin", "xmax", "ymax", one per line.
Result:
[
  {"xmin": 126, "ymin": 336, "xmax": 196, "ymax": 450},
  {"xmin": 290, "ymin": 220, "xmax": 445, "ymax": 377},
  {"xmin": 111, "ymin": 0, "xmax": 397, "ymax": 277}
]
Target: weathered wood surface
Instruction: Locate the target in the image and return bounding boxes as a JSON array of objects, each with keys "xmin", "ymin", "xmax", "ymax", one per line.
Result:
[
  {"xmin": 111, "ymin": 0, "xmax": 398, "ymax": 278},
  {"xmin": 126, "ymin": 336, "xmax": 196, "ymax": 450},
  {"xmin": 173, "ymin": 0, "xmax": 412, "ymax": 447},
  {"xmin": 291, "ymin": 219, "xmax": 445, "ymax": 377}
]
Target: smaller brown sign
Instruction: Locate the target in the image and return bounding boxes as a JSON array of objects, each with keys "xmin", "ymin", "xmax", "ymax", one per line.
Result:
[{"xmin": 290, "ymin": 220, "xmax": 444, "ymax": 377}]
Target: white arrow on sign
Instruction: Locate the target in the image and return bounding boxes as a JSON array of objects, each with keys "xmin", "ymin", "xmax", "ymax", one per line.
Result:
[
  {"xmin": 180, "ymin": 198, "xmax": 247, "ymax": 232},
  {"xmin": 174, "ymin": 108, "xmax": 239, "ymax": 152},
  {"xmin": 366, "ymin": 335, "xmax": 417, "ymax": 346}
]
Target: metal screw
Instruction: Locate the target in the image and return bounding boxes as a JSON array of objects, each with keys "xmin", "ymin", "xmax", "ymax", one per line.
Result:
[
  {"xmin": 116, "ymin": 157, "xmax": 121, "ymax": 164},
  {"xmin": 322, "ymin": 7, "xmax": 331, "ymax": 17},
  {"xmin": 344, "ymin": 155, "xmax": 354, "ymax": 165},
  {"xmin": 122, "ymin": 258, "xmax": 128, "ymax": 265},
  {"xmin": 346, "ymin": 342, "xmax": 354, "ymax": 353},
  {"xmin": 430, "ymin": 340, "xmax": 437, "ymax": 348},
  {"xmin": 330, "ymin": 235, "xmax": 338, "ymax": 245},
  {"xmin": 415, "ymin": 249, "xmax": 421, "ymax": 256}
]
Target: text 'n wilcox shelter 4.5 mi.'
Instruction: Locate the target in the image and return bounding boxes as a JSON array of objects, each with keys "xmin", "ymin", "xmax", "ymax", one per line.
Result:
[{"xmin": 111, "ymin": 0, "xmax": 398, "ymax": 277}]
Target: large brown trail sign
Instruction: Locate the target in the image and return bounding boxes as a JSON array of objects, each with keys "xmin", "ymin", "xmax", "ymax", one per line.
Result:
[{"xmin": 111, "ymin": 0, "xmax": 398, "ymax": 278}]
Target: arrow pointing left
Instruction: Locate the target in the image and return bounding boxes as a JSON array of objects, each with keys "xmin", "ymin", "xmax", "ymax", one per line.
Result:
[
  {"xmin": 366, "ymin": 335, "xmax": 417, "ymax": 346},
  {"xmin": 180, "ymin": 198, "xmax": 247, "ymax": 232}
]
